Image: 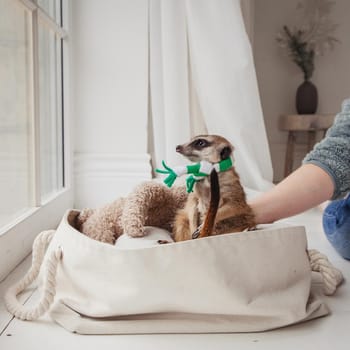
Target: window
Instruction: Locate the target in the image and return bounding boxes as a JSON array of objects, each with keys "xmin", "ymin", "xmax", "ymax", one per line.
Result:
[
  {"xmin": 0, "ymin": 1, "xmax": 32, "ymax": 227},
  {"xmin": 0, "ymin": 0, "xmax": 72, "ymax": 281}
]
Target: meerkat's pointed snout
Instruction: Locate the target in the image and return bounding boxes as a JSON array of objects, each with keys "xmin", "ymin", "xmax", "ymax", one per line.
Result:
[{"xmin": 176, "ymin": 145, "xmax": 183, "ymax": 153}]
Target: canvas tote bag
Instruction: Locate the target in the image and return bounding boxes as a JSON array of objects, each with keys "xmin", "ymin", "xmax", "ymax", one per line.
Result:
[{"xmin": 5, "ymin": 210, "xmax": 343, "ymax": 334}]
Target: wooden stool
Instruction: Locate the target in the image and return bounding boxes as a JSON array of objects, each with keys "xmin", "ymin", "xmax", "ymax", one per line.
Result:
[{"xmin": 279, "ymin": 114, "xmax": 335, "ymax": 178}]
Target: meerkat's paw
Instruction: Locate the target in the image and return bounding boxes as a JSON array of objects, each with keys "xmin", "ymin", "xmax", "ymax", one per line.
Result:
[{"xmin": 192, "ymin": 223, "xmax": 203, "ymax": 239}]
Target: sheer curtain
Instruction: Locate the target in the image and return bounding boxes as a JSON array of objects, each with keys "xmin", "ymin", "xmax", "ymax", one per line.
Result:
[{"xmin": 149, "ymin": 0, "xmax": 273, "ymax": 190}]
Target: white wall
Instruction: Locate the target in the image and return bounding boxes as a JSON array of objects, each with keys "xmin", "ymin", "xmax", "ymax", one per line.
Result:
[
  {"xmin": 254, "ymin": 0, "xmax": 350, "ymax": 182},
  {"xmin": 71, "ymin": 0, "xmax": 151, "ymax": 208}
]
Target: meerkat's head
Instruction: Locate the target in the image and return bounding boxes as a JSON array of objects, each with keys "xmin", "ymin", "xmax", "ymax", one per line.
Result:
[{"xmin": 176, "ymin": 135, "xmax": 234, "ymax": 163}]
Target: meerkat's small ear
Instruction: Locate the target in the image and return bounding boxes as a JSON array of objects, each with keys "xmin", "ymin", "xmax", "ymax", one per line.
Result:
[{"xmin": 220, "ymin": 146, "xmax": 232, "ymax": 160}]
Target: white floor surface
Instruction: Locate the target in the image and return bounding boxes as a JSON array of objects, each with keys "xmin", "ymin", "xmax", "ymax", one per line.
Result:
[{"xmin": 0, "ymin": 208, "xmax": 349, "ymax": 349}]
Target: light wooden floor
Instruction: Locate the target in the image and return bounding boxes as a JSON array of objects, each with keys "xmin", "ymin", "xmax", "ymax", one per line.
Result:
[{"xmin": 0, "ymin": 208, "xmax": 349, "ymax": 350}]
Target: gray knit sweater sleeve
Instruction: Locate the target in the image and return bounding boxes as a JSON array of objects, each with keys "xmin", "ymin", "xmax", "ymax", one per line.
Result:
[{"xmin": 303, "ymin": 99, "xmax": 350, "ymax": 200}]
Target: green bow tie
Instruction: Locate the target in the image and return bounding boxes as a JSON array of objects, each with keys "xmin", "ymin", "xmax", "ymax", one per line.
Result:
[{"xmin": 156, "ymin": 157, "xmax": 233, "ymax": 193}]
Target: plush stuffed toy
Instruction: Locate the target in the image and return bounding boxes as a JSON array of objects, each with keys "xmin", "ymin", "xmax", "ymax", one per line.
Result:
[
  {"xmin": 75, "ymin": 181, "xmax": 187, "ymax": 245},
  {"xmin": 323, "ymin": 194, "xmax": 350, "ymax": 260}
]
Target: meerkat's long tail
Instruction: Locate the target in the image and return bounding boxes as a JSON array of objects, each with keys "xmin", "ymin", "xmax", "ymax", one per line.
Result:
[{"xmin": 199, "ymin": 169, "xmax": 220, "ymax": 237}]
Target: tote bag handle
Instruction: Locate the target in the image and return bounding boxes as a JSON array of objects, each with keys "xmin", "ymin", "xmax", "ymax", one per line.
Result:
[
  {"xmin": 308, "ymin": 249, "xmax": 343, "ymax": 295},
  {"xmin": 4, "ymin": 230, "xmax": 63, "ymax": 320}
]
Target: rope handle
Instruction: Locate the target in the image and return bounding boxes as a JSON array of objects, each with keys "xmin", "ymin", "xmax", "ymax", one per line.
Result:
[
  {"xmin": 4, "ymin": 230, "xmax": 62, "ymax": 321},
  {"xmin": 308, "ymin": 249, "xmax": 344, "ymax": 295}
]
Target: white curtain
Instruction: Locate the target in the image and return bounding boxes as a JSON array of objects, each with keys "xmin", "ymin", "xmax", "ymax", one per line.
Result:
[{"xmin": 149, "ymin": 0, "xmax": 273, "ymax": 190}]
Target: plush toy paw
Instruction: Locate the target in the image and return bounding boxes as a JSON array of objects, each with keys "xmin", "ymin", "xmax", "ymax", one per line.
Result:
[{"xmin": 125, "ymin": 223, "xmax": 146, "ymax": 238}]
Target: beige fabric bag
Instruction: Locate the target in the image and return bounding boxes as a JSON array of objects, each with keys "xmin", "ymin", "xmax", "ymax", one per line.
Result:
[{"xmin": 5, "ymin": 210, "xmax": 343, "ymax": 334}]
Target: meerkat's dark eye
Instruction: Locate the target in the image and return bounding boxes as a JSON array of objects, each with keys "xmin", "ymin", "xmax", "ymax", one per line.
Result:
[
  {"xmin": 220, "ymin": 146, "xmax": 232, "ymax": 160},
  {"xmin": 192, "ymin": 138, "xmax": 209, "ymax": 149}
]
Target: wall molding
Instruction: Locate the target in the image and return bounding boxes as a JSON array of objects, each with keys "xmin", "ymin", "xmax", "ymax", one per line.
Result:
[
  {"xmin": 74, "ymin": 152, "xmax": 152, "ymax": 208},
  {"xmin": 74, "ymin": 153, "xmax": 152, "ymax": 178}
]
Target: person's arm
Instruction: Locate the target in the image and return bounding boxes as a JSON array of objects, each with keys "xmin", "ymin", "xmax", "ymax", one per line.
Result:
[
  {"xmin": 250, "ymin": 163, "xmax": 334, "ymax": 224},
  {"xmin": 251, "ymin": 98, "xmax": 350, "ymax": 225}
]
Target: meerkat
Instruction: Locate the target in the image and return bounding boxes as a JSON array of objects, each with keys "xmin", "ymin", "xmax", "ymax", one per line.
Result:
[{"xmin": 173, "ymin": 134, "xmax": 255, "ymax": 241}]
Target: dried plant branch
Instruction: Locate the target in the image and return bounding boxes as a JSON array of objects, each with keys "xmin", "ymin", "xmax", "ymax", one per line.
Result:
[{"xmin": 276, "ymin": 0, "xmax": 339, "ymax": 79}]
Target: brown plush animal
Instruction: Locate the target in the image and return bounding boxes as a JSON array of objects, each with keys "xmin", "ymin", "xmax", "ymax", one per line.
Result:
[{"xmin": 76, "ymin": 181, "xmax": 187, "ymax": 244}]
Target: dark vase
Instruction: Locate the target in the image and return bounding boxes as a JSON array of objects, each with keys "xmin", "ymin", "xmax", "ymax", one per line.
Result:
[{"xmin": 296, "ymin": 80, "xmax": 318, "ymax": 114}]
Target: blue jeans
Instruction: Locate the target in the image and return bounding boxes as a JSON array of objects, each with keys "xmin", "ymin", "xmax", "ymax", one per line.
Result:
[{"xmin": 323, "ymin": 194, "xmax": 350, "ymax": 260}]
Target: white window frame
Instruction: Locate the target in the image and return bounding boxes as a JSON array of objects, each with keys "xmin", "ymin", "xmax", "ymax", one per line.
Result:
[{"xmin": 0, "ymin": 0, "xmax": 73, "ymax": 281}]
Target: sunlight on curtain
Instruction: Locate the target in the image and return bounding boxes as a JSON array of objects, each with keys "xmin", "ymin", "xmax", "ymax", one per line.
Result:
[
  {"xmin": 149, "ymin": 0, "xmax": 192, "ymax": 167},
  {"xmin": 149, "ymin": 0, "xmax": 273, "ymax": 190}
]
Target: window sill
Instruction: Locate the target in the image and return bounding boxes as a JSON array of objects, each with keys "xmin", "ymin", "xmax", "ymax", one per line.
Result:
[{"xmin": 0, "ymin": 187, "xmax": 73, "ymax": 282}]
